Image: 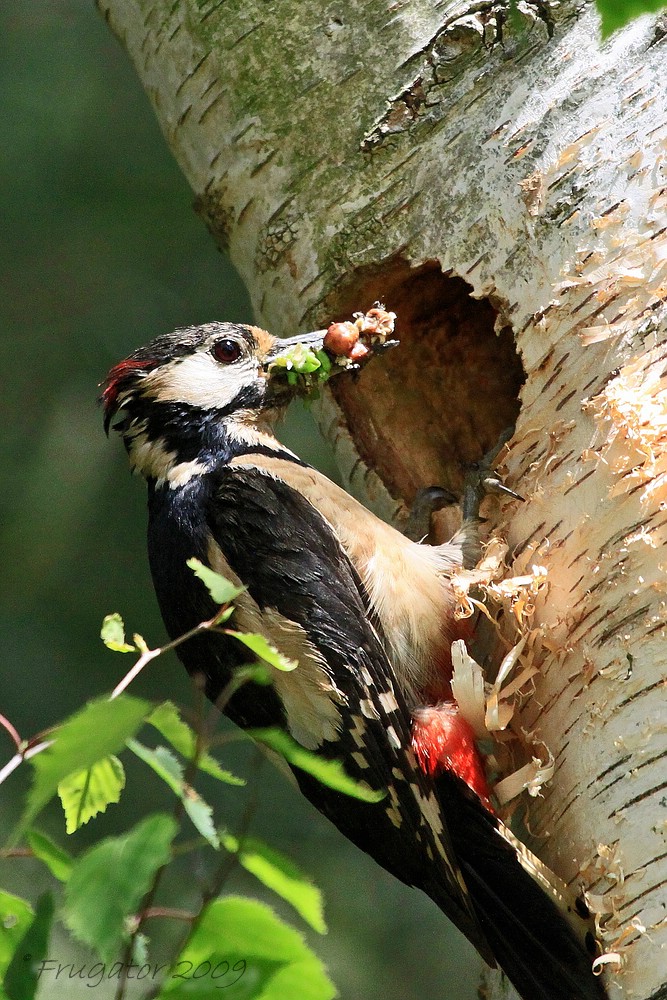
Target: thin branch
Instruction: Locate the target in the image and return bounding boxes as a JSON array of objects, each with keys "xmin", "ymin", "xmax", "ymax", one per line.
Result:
[
  {"xmin": 146, "ymin": 748, "xmax": 264, "ymax": 1000},
  {"xmin": 109, "ymin": 610, "xmax": 229, "ymax": 700},
  {"xmin": 109, "ymin": 646, "xmax": 162, "ymax": 700},
  {"xmin": 0, "ymin": 739, "xmax": 53, "ymax": 790},
  {"xmin": 0, "ymin": 713, "xmax": 21, "ymax": 751},
  {"xmin": 0, "ymin": 608, "xmax": 231, "ymax": 792},
  {"xmin": 171, "ymin": 836, "xmax": 210, "ymax": 857},
  {"xmin": 114, "ymin": 669, "xmax": 235, "ymax": 1000},
  {"xmin": 0, "ymin": 753, "xmax": 24, "ymax": 787},
  {"xmin": 0, "ymin": 846, "xmax": 33, "ymax": 859},
  {"xmin": 142, "ymin": 907, "xmax": 195, "ymax": 922}
]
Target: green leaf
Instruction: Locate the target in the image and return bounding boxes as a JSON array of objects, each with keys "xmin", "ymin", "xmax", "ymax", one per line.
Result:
[
  {"xmin": 213, "ymin": 607, "xmax": 234, "ymax": 625},
  {"xmin": 157, "ymin": 897, "xmax": 335, "ymax": 1000},
  {"xmin": 148, "ymin": 701, "xmax": 245, "ymax": 786},
  {"xmin": 16, "ymin": 694, "xmax": 149, "ymax": 841},
  {"xmin": 26, "ymin": 830, "xmax": 72, "ymax": 882},
  {"xmin": 4, "ymin": 893, "xmax": 53, "ymax": 1000},
  {"xmin": 234, "ymin": 664, "xmax": 273, "ymax": 687},
  {"xmin": 101, "ymin": 612, "xmax": 136, "ymax": 653},
  {"xmin": 127, "ymin": 740, "xmax": 219, "ymax": 848},
  {"xmin": 268, "ymin": 344, "xmax": 323, "ymax": 374},
  {"xmin": 250, "ymin": 729, "xmax": 385, "ymax": 803},
  {"xmin": 227, "ymin": 632, "xmax": 297, "ymax": 672},
  {"xmin": 187, "ymin": 558, "xmax": 245, "ymax": 605},
  {"xmin": 131, "ymin": 930, "xmax": 150, "ymax": 967},
  {"xmin": 597, "ymin": 0, "xmax": 667, "ymax": 35},
  {"xmin": 0, "ymin": 892, "xmax": 33, "ymax": 983},
  {"xmin": 57, "ymin": 755, "xmax": 125, "ymax": 833},
  {"xmin": 223, "ymin": 835, "xmax": 325, "ymax": 934},
  {"xmin": 314, "ymin": 350, "xmax": 332, "ymax": 374},
  {"xmin": 63, "ymin": 813, "xmax": 177, "ymax": 963}
]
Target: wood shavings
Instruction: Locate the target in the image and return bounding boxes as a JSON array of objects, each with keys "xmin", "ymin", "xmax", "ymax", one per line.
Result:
[
  {"xmin": 586, "ymin": 351, "xmax": 667, "ymax": 504},
  {"xmin": 493, "ymin": 750, "xmax": 555, "ymax": 805},
  {"xmin": 622, "ymin": 525, "xmax": 658, "ymax": 548},
  {"xmin": 579, "ymin": 841, "xmax": 630, "ymax": 963},
  {"xmin": 591, "ymin": 952, "xmax": 623, "ymax": 975},
  {"xmin": 449, "ymin": 536, "xmax": 509, "ymax": 620},
  {"xmin": 589, "ymin": 913, "xmax": 649, "ymax": 977},
  {"xmin": 450, "ymin": 537, "xmax": 549, "ymax": 627},
  {"xmin": 447, "ymin": 534, "xmax": 556, "ymax": 807},
  {"xmin": 487, "ymin": 564, "xmax": 548, "ymax": 626},
  {"xmin": 449, "ymin": 634, "xmax": 555, "ymax": 808},
  {"xmin": 485, "ymin": 636, "xmax": 539, "ymax": 733},
  {"xmin": 450, "ymin": 639, "xmax": 487, "ymax": 740}
]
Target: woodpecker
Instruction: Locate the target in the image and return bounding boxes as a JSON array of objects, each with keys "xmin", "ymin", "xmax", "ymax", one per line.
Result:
[{"xmin": 103, "ymin": 320, "xmax": 605, "ymax": 1000}]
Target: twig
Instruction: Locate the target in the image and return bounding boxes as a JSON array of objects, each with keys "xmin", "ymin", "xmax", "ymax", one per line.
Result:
[
  {"xmin": 0, "ymin": 713, "xmax": 21, "ymax": 751},
  {"xmin": 0, "ymin": 753, "xmax": 23, "ymax": 787},
  {"xmin": 0, "ymin": 846, "xmax": 33, "ymax": 859},
  {"xmin": 0, "ymin": 739, "xmax": 53, "ymax": 789},
  {"xmin": 109, "ymin": 647, "xmax": 162, "ymax": 700},
  {"xmin": 109, "ymin": 610, "xmax": 228, "ymax": 700},
  {"xmin": 142, "ymin": 907, "xmax": 195, "ymax": 923}
]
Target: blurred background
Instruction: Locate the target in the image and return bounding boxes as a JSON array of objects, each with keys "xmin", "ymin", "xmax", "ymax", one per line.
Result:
[{"xmin": 0, "ymin": 2, "xmax": 480, "ymax": 996}]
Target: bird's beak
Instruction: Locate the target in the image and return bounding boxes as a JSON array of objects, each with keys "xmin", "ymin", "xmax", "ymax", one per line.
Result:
[{"xmin": 266, "ymin": 328, "xmax": 327, "ymax": 360}]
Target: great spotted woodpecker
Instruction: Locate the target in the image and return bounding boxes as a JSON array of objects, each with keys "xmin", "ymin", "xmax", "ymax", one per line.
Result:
[{"xmin": 102, "ymin": 321, "xmax": 605, "ymax": 1000}]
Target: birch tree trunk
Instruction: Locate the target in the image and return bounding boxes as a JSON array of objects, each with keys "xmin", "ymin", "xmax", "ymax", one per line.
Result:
[{"xmin": 99, "ymin": 1, "xmax": 667, "ymax": 997}]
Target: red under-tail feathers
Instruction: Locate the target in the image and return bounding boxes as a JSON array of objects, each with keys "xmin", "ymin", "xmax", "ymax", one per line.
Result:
[{"xmin": 412, "ymin": 702, "xmax": 494, "ymax": 811}]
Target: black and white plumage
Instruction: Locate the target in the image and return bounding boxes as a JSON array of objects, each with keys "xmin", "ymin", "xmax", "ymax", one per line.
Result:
[{"xmin": 103, "ymin": 321, "xmax": 606, "ymax": 1000}]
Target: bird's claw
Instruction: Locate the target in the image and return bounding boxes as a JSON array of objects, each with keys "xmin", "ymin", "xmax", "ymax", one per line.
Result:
[
  {"xmin": 462, "ymin": 429, "xmax": 523, "ymax": 523},
  {"xmin": 404, "ymin": 486, "xmax": 458, "ymax": 541}
]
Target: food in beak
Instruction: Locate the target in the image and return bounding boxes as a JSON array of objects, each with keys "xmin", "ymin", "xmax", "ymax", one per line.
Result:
[{"xmin": 268, "ymin": 303, "xmax": 398, "ymax": 392}]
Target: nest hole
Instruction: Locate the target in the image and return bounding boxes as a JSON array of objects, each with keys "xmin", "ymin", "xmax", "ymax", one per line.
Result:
[{"xmin": 324, "ymin": 258, "xmax": 525, "ymax": 518}]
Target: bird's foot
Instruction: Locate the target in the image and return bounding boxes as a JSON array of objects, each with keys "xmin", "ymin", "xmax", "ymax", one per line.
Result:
[
  {"xmin": 403, "ymin": 486, "xmax": 458, "ymax": 541},
  {"xmin": 462, "ymin": 428, "xmax": 523, "ymax": 523}
]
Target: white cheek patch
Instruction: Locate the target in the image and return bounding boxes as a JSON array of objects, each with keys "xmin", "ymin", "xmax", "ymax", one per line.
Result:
[{"xmin": 147, "ymin": 351, "xmax": 262, "ymax": 409}]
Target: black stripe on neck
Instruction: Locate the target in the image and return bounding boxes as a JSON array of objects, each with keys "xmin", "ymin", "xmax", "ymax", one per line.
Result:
[
  {"xmin": 126, "ymin": 394, "xmax": 311, "ymax": 478},
  {"xmin": 230, "ymin": 444, "xmax": 309, "ymax": 467}
]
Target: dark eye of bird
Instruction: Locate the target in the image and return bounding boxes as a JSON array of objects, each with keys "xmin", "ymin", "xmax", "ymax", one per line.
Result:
[{"xmin": 212, "ymin": 339, "xmax": 242, "ymax": 364}]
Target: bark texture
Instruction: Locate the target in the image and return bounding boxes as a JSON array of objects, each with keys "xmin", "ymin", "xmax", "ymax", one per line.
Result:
[{"xmin": 99, "ymin": 1, "xmax": 667, "ymax": 997}]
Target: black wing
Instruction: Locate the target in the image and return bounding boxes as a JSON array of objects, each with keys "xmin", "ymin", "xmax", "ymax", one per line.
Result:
[{"xmin": 207, "ymin": 462, "xmax": 488, "ymax": 954}]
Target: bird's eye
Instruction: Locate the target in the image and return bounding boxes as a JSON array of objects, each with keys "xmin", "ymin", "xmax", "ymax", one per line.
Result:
[{"xmin": 212, "ymin": 339, "xmax": 242, "ymax": 364}]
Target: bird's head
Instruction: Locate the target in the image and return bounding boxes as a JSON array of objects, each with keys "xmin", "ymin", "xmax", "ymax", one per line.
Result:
[
  {"xmin": 101, "ymin": 320, "xmax": 386, "ymax": 485},
  {"xmin": 101, "ymin": 322, "xmax": 329, "ymax": 430}
]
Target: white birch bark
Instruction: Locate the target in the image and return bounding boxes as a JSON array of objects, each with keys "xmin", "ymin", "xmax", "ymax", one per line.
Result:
[{"xmin": 98, "ymin": 1, "xmax": 667, "ymax": 997}]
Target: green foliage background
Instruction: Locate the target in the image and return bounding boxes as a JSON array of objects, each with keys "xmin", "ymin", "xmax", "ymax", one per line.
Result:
[{"xmin": 0, "ymin": 2, "xmax": 479, "ymax": 998}]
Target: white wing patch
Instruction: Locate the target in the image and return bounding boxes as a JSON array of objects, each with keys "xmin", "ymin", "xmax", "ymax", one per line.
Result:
[
  {"xmin": 260, "ymin": 608, "xmax": 347, "ymax": 750},
  {"xmin": 385, "ymin": 785, "xmax": 403, "ymax": 828},
  {"xmin": 207, "ymin": 539, "xmax": 346, "ymax": 750}
]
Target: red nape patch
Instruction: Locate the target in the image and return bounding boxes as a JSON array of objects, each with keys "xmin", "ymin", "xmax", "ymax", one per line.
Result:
[
  {"xmin": 412, "ymin": 703, "xmax": 494, "ymax": 812},
  {"xmin": 100, "ymin": 357, "xmax": 154, "ymax": 430}
]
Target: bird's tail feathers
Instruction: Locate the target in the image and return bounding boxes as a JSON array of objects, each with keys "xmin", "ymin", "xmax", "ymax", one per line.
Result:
[{"xmin": 437, "ymin": 779, "xmax": 606, "ymax": 1000}]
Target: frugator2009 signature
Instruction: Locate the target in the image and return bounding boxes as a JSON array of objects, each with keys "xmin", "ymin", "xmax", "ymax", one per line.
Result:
[{"xmin": 33, "ymin": 956, "xmax": 247, "ymax": 989}]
